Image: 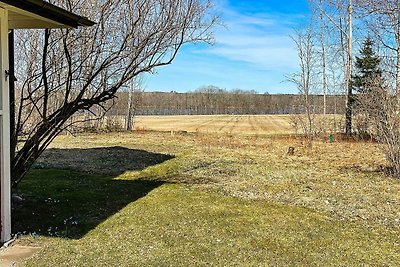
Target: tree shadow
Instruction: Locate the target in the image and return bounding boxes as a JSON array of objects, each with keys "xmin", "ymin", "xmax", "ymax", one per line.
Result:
[
  {"xmin": 12, "ymin": 147, "xmax": 175, "ymax": 239},
  {"xmin": 34, "ymin": 146, "xmax": 175, "ymax": 176}
]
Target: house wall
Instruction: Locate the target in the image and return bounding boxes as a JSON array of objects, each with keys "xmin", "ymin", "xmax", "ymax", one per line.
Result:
[{"xmin": 0, "ymin": 7, "xmax": 11, "ymax": 243}]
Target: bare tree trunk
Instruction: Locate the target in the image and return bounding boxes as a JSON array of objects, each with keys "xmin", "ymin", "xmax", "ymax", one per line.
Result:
[
  {"xmin": 320, "ymin": 0, "xmax": 328, "ymax": 116},
  {"xmin": 345, "ymin": 0, "xmax": 353, "ymax": 134},
  {"xmin": 126, "ymin": 77, "xmax": 144, "ymax": 131},
  {"xmin": 396, "ymin": 46, "xmax": 400, "ymax": 95},
  {"xmin": 126, "ymin": 86, "xmax": 134, "ymax": 131},
  {"xmin": 305, "ymin": 92, "xmax": 313, "ymax": 147},
  {"xmin": 396, "ymin": 7, "xmax": 400, "ymax": 95}
]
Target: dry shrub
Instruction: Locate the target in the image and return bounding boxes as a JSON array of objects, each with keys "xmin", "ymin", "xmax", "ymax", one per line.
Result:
[
  {"xmin": 289, "ymin": 112, "xmax": 343, "ymax": 145},
  {"xmin": 105, "ymin": 116, "xmax": 124, "ymax": 132},
  {"xmin": 353, "ymin": 112, "xmax": 371, "ymax": 139},
  {"xmin": 356, "ymin": 81, "xmax": 400, "ymax": 177},
  {"xmin": 289, "ymin": 112, "xmax": 317, "ymax": 147}
]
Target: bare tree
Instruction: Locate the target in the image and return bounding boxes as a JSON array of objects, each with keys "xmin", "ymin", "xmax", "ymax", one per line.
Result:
[
  {"xmin": 12, "ymin": 0, "xmax": 217, "ymax": 187},
  {"xmin": 320, "ymin": 0, "xmax": 329, "ymax": 116},
  {"xmin": 317, "ymin": 0, "xmax": 354, "ymax": 133},
  {"xmin": 309, "ymin": 0, "xmax": 329, "ymax": 116},
  {"xmin": 126, "ymin": 77, "xmax": 144, "ymax": 131},
  {"xmin": 346, "ymin": 0, "xmax": 354, "ymax": 134},
  {"xmin": 288, "ymin": 28, "xmax": 317, "ymax": 147}
]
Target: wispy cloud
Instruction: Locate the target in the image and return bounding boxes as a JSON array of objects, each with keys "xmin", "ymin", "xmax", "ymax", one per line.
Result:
[{"xmin": 204, "ymin": 1, "xmax": 304, "ymax": 71}]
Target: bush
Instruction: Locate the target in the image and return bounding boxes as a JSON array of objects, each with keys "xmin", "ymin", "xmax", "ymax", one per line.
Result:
[{"xmin": 356, "ymin": 82, "xmax": 400, "ymax": 177}]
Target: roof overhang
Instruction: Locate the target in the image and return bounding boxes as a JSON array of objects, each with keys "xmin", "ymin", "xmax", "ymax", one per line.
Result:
[{"xmin": 0, "ymin": 0, "xmax": 95, "ymax": 29}]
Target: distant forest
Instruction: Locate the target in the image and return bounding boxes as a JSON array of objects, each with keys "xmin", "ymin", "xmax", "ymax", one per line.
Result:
[{"xmin": 109, "ymin": 89, "xmax": 346, "ymax": 116}]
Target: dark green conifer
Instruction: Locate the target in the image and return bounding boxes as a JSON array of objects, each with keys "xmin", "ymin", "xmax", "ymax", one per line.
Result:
[{"xmin": 352, "ymin": 37, "xmax": 382, "ymax": 93}]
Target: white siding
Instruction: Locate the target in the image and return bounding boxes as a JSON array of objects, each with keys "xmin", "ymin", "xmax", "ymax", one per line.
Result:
[{"xmin": 0, "ymin": 7, "xmax": 10, "ymax": 243}]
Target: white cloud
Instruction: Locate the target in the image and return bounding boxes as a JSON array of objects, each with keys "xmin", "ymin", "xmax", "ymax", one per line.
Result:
[{"xmin": 201, "ymin": 2, "xmax": 302, "ymax": 71}]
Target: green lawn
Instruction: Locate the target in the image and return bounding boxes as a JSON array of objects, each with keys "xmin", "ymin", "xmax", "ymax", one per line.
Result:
[{"xmin": 13, "ymin": 131, "xmax": 400, "ymax": 266}]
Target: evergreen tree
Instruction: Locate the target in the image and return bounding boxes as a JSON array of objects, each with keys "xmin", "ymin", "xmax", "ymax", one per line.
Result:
[{"xmin": 352, "ymin": 37, "xmax": 382, "ymax": 94}]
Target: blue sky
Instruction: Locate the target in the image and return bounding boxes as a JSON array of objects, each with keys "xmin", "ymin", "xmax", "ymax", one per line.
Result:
[{"xmin": 146, "ymin": 0, "xmax": 311, "ymax": 94}]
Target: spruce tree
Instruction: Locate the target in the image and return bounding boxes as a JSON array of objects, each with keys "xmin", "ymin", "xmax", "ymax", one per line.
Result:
[{"xmin": 352, "ymin": 37, "xmax": 382, "ymax": 94}]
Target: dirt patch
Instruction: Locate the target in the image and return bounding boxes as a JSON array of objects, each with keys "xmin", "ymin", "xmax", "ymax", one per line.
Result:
[{"xmin": 0, "ymin": 245, "xmax": 41, "ymax": 266}]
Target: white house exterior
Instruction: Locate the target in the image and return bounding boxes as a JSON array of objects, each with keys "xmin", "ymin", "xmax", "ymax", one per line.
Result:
[{"xmin": 0, "ymin": 0, "xmax": 93, "ymax": 243}]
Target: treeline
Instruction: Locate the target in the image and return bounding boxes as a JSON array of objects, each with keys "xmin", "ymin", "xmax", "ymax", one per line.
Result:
[{"xmin": 108, "ymin": 88, "xmax": 346, "ymax": 116}]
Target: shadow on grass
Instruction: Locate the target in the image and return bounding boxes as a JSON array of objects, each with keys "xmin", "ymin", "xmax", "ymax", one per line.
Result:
[
  {"xmin": 35, "ymin": 146, "xmax": 175, "ymax": 176},
  {"xmin": 12, "ymin": 147, "xmax": 175, "ymax": 239}
]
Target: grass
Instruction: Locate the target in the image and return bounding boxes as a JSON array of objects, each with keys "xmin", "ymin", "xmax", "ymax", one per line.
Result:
[
  {"xmin": 21, "ymin": 184, "xmax": 400, "ymax": 266},
  {"xmin": 13, "ymin": 169, "xmax": 164, "ymax": 239},
  {"xmin": 11, "ymin": 119, "xmax": 400, "ymax": 266}
]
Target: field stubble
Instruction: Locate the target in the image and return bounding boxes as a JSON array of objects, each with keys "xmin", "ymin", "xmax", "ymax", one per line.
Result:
[{"xmin": 133, "ymin": 114, "xmax": 294, "ymax": 135}]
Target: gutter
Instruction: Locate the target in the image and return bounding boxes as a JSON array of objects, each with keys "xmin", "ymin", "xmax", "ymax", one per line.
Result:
[{"xmin": 0, "ymin": 0, "xmax": 95, "ymax": 28}]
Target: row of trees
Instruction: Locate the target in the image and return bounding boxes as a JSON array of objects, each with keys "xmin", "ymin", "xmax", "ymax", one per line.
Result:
[{"xmin": 106, "ymin": 88, "xmax": 345, "ymax": 118}]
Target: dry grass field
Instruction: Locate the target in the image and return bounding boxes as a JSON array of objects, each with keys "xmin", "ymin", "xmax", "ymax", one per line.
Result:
[
  {"xmin": 133, "ymin": 114, "xmax": 344, "ymax": 136},
  {"xmin": 11, "ymin": 115, "xmax": 400, "ymax": 266},
  {"xmin": 134, "ymin": 115, "xmax": 294, "ymax": 135}
]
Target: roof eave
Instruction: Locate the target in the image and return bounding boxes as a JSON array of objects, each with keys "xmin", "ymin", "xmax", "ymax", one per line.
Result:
[{"xmin": 0, "ymin": 0, "xmax": 95, "ymax": 28}]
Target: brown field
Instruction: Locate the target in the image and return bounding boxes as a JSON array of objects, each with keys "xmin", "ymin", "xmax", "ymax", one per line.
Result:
[
  {"xmin": 133, "ymin": 114, "xmax": 344, "ymax": 135},
  {"xmin": 134, "ymin": 115, "xmax": 293, "ymax": 135}
]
